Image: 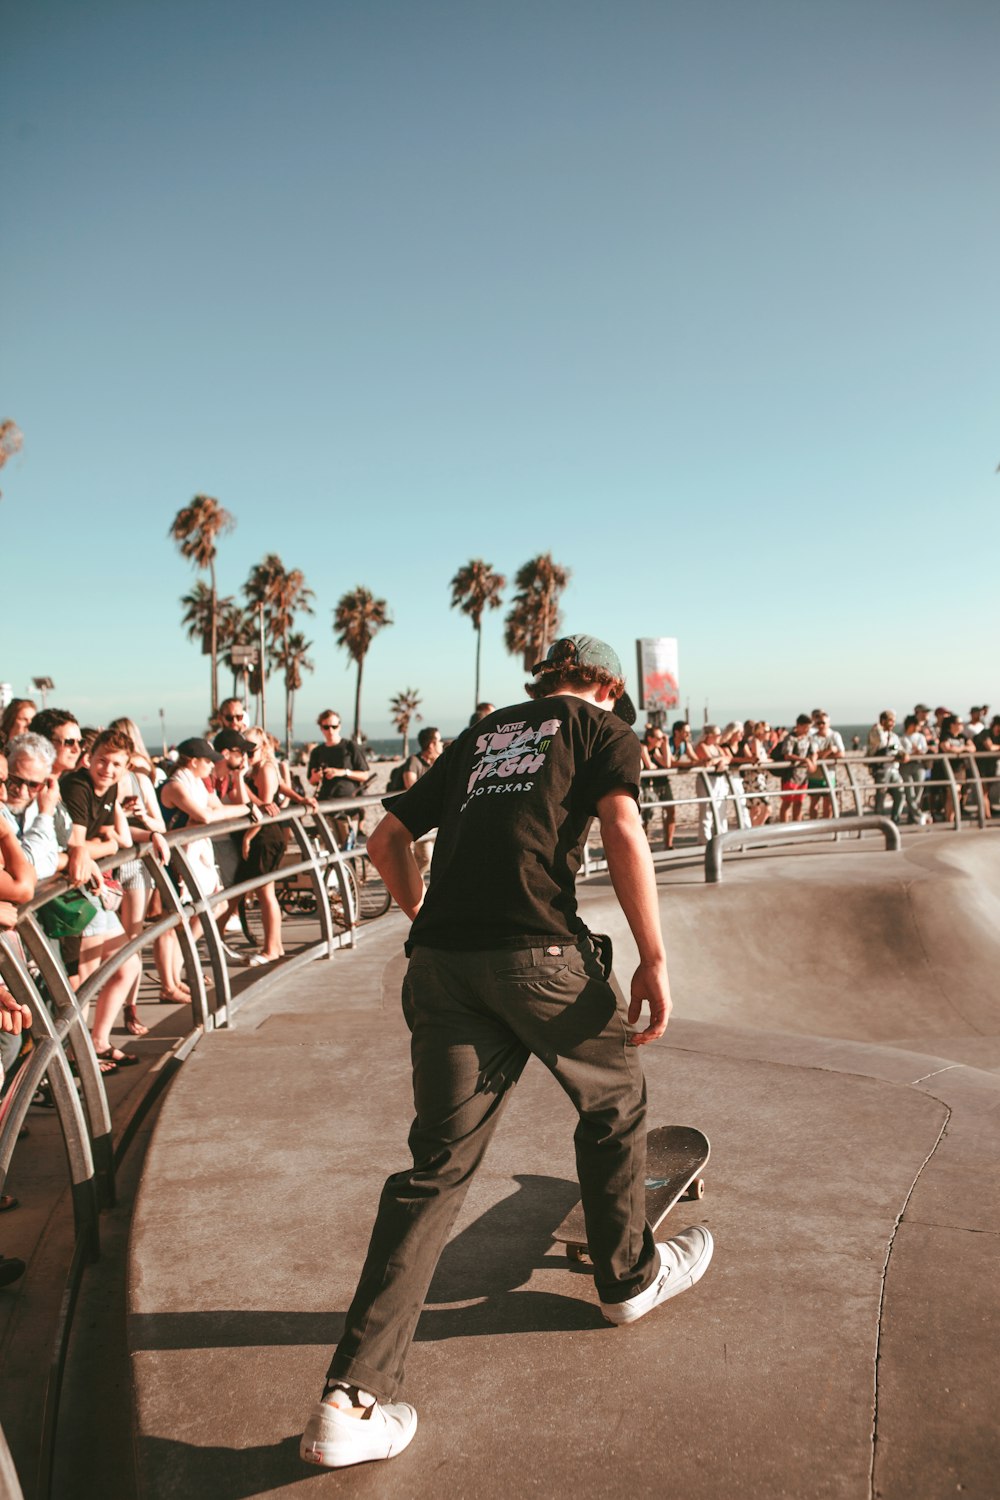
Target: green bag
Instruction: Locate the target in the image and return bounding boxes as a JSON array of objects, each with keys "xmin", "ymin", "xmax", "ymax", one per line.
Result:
[{"xmin": 37, "ymin": 888, "xmax": 98, "ymax": 938}]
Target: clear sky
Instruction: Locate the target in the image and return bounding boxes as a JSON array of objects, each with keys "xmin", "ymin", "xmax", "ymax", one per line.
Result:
[{"xmin": 4, "ymin": 0, "xmax": 998, "ymax": 744}]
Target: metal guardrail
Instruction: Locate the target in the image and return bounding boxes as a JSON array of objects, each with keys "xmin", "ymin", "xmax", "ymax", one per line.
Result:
[
  {"xmin": 631, "ymin": 749, "xmax": 998, "ymax": 854},
  {"xmin": 0, "ymin": 793, "xmax": 388, "ymax": 1500},
  {"xmin": 704, "ymin": 816, "xmax": 902, "ymax": 883}
]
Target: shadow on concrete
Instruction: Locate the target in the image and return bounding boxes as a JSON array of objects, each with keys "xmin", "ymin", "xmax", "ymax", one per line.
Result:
[
  {"xmin": 131, "ymin": 1175, "xmax": 600, "ymax": 1362},
  {"xmin": 137, "ymin": 1434, "xmax": 315, "ymax": 1500}
]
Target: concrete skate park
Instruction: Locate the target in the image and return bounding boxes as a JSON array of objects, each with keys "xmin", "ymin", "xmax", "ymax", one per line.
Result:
[
  {"xmin": 3, "ymin": 829, "xmax": 998, "ymax": 1499},
  {"xmin": 127, "ymin": 831, "xmax": 997, "ymax": 1499}
]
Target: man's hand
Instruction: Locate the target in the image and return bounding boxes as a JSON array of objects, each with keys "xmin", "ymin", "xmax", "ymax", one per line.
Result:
[
  {"xmin": 66, "ymin": 846, "xmax": 98, "ymax": 887},
  {"xmin": 627, "ymin": 958, "xmax": 672, "ymax": 1045},
  {"xmin": 0, "ymin": 986, "xmax": 31, "ymax": 1035},
  {"xmin": 37, "ymin": 776, "xmax": 60, "ymax": 817}
]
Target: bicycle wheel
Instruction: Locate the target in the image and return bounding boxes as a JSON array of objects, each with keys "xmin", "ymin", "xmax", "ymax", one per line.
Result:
[
  {"xmin": 326, "ymin": 862, "xmax": 360, "ymax": 932},
  {"xmin": 355, "ymin": 855, "xmax": 391, "ymax": 921},
  {"xmin": 238, "ymin": 892, "xmax": 264, "ymax": 946}
]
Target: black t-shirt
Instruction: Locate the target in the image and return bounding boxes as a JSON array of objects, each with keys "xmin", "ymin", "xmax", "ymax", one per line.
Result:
[
  {"xmin": 388, "ymin": 696, "xmax": 641, "ymax": 950},
  {"xmin": 402, "ymin": 753, "xmax": 429, "ymax": 785},
  {"xmin": 60, "ymin": 767, "xmax": 118, "ymax": 839},
  {"xmin": 307, "ymin": 740, "xmax": 369, "ymax": 801}
]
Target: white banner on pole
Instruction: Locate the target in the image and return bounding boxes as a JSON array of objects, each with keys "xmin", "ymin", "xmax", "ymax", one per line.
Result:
[{"xmin": 635, "ymin": 638, "xmax": 680, "ymax": 713}]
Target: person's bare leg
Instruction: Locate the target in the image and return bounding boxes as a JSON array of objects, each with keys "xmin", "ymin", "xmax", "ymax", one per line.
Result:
[
  {"xmin": 119, "ymin": 888, "xmax": 149, "ymax": 1033},
  {"xmin": 91, "ymin": 945, "xmax": 142, "ymax": 1053},
  {"xmin": 257, "ymin": 882, "xmax": 283, "ymax": 959}
]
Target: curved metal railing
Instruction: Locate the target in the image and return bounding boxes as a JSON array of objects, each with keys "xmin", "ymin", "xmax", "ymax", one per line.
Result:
[{"xmin": 0, "ymin": 793, "xmax": 387, "ymax": 1500}]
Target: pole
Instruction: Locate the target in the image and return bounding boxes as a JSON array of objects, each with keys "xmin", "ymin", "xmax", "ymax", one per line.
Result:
[
  {"xmin": 258, "ymin": 604, "xmax": 267, "ymax": 734},
  {"xmin": 158, "ymin": 708, "xmax": 166, "ymax": 757}
]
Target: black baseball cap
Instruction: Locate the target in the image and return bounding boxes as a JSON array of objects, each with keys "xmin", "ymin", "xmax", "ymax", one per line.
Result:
[
  {"xmin": 177, "ymin": 737, "xmax": 222, "ymax": 762},
  {"xmin": 214, "ymin": 728, "xmax": 256, "ymax": 755}
]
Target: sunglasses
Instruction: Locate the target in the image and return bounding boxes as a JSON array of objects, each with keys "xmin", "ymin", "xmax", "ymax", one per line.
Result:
[
  {"xmin": 8, "ymin": 774, "xmax": 44, "ymax": 794},
  {"xmin": 320, "ymin": 722, "xmax": 339, "ymax": 731},
  {"xmin": 55, "ymin": 736, "xmax": 81, "ymax": 748},
  {"xmin": 222, "ymin": 713, "xmax": 246, "ymax": 722}
]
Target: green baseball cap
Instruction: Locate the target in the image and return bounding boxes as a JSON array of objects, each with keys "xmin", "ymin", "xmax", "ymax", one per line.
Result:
[{"xmin": 531, "ymin": 635, "xmax": 637, "ymax": 725}]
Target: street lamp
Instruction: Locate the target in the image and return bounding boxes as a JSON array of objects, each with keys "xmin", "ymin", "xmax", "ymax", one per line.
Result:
[{"xmin": 31, "ymin": 676, "xmax": 54, "ymax": 708}]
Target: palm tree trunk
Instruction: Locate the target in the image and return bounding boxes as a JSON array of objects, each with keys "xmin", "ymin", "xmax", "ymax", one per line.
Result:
[
  {"xmin": 283, "ymin": 630, "xmax": 292, "ymax": 761},
  {"xmin": 257, "ymin": 603, "xmax": 268, "ymax": 733},
  {"xmin": 353, "ymin": 656, "xmax": 364, "ymax": 741},
  {"xmin": 474, "ymin": 623, "xmax": 482, "ymax": 708},
  {"xmin": 209, "ymin": 560, "xmax": 219, "ymax": 718}
]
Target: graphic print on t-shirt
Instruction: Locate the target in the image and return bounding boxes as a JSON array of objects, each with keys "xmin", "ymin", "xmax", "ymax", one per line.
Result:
[{"xmin": 461, "ymin": 715, "xmax": 563, "ymax": 807}]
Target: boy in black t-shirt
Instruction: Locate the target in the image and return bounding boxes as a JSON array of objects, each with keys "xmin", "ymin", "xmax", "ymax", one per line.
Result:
[{"xmin": 301, "ymin": 636, "xmax": 714, "ymax": 1471}]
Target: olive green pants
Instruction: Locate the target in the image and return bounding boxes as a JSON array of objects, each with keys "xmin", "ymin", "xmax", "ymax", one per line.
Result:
[{"xmin": 327, "ymin": 938, "xmax": 658, "ymax": 1400}]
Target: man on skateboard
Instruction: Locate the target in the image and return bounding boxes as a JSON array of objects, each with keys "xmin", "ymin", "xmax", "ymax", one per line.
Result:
[{"xmin": 300, "ymin": 634, "xmax": 714, "ymax": 1470}]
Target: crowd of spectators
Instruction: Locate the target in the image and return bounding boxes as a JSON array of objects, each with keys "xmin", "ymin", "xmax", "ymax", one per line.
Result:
[
  {"xmin": 0, "ymin": 691, "xmax": 995, "ymax": 1089},
  {"xmin": 0, "ymin": 696, "xmax": 328, "ymax": 1103},
  {"xmin": 635, "ymin": 704, "xmax": 999, "ymax": 839}
]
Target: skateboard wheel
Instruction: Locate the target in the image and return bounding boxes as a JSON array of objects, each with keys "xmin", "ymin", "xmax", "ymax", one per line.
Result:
[
  {"xmin": 681, "ymin": 1178, "xmax": 705, "ymax": 1201},
  {"xmin": 567, "ymin": 1244, "xmax": 588, "ymax": 1263}
]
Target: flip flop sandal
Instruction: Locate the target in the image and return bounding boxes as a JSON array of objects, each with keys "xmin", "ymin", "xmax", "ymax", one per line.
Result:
[{"xmin": 95, "ymin": 1048, "xmax": 140, "ymax": 1068}]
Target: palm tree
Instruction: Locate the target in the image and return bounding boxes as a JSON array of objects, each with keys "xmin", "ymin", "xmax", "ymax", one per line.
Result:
[
  {"xmin": 179, "ymin": 580, "xmax": 216, "ymax": 647},
  {"xmin": 333, "ymin": 587, "xmax": 392, "ymax": 741},
  {"xmin": 275, "ymin": 630, "xmax": 315, "ymax": 755},
  {"xmin": 450, "ymin": 560, "xmax": 506, "ymax": 709},
  {"xmin": 169, "ymin": 494, "xmax": 236, "ymax": 716},
  {"xmin": 503, "ymin": 553, "xmax": 571, "ymax": 669},
  {"xmin": 390, "ymin": 689, "xmax": 422, "ymax": 757},
  {"xmin": 243, "ymin": 554, "xmax": 314, "ymax": 738}
]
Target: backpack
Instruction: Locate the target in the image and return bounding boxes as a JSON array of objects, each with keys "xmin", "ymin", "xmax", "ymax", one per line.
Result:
[{"xmin": 386, "ymin": 761, "xmax": 408, "ymax": 795}]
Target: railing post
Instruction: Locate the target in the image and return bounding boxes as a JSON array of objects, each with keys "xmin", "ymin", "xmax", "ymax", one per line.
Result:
[
  {"xmin": 15, "ymin": 916, "xmax": 116, "ymax": 1210},
  {"xmin": 966, "ymin": 753, "xmax": 987, "ymax": 830},
  {"xmin": 940, "ymin": 756, "xmax": 963, "ymax": 832}
]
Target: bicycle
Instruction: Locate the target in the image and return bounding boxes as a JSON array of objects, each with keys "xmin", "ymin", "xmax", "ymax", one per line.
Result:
[
  {"xmin": 239, "ymin": 823, "xmax": 389, "ymax": 940},
  {"xmin": 340, "ymin": 823, "xmax": 391, "ymax": 921}
]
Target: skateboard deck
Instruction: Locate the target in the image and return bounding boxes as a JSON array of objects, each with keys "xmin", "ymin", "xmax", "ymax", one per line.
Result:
[{"xmin": 553, "ymin": 1124, "xmax": 710, "ymax": 1262}]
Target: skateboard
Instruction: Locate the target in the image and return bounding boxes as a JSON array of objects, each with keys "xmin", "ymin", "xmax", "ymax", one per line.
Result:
[{"xmin": 553, "ymin": 1124, "xmax": 710, "ymax": 1263}]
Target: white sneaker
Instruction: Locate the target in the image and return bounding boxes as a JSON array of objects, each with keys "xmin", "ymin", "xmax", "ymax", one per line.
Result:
[
  {"xmin": 600, "ymin": 1226, "xmax": 714, "ymax": 1326},
  {"xmin": 300, "ymin": 1391, "xmax": 418, "ymax": 1469}
]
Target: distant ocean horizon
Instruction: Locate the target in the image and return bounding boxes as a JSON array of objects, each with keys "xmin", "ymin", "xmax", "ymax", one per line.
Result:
[{"xmin": 154, "ymin": 723, "xmax": 877, "ymax": 759}]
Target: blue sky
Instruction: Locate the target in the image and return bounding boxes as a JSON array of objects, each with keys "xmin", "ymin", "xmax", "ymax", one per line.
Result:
[{"xmin": 4, "ymin": 0, "xmax": 998, "ymax": 744}]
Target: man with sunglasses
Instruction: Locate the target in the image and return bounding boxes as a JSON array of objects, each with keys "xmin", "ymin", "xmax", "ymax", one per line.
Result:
[
  {"xmin": 31, "ymin": 710, "xmax": 102, "ymax": 887},
  {"xmin": 0, "ymin": 733, "xmax": 61, "ymax": 878},
  {"xmin": 307, "ymin": 710, "xmax": 371, "ymax": 846},
  {"xmin": 218, "ymin": 698, "xmax": 250, "ymax": 733}
]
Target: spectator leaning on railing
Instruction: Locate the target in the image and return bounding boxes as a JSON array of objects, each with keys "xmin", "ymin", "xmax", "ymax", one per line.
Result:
[
  {"xmin": 898, "ymin": 716, "xmax": 930, "ymax": 826},
  {"xmin": 60, "ymin": 729, "xmax": 143, "ymax": 1071},
  {"xmin": 808, "ymin": 711, "xmax": 845, "ymax": 822},
  {"xmin": 867, "ymin": 711, "xmax": 904, "ymax": 823},
  {"xmin": 0, "ymin": 750, "xmax": 36, "ymax": 1113},
  {"xmin": 0, "ymin": 757, "xmax": 33, "ymax": 1269},
  {"xmin": 774, "ymin": 715, "xmax": 816, "ymax": 825},
  {"xmin": 1, "ymin": 733, "xmax": 61, "ymax": 878}
]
